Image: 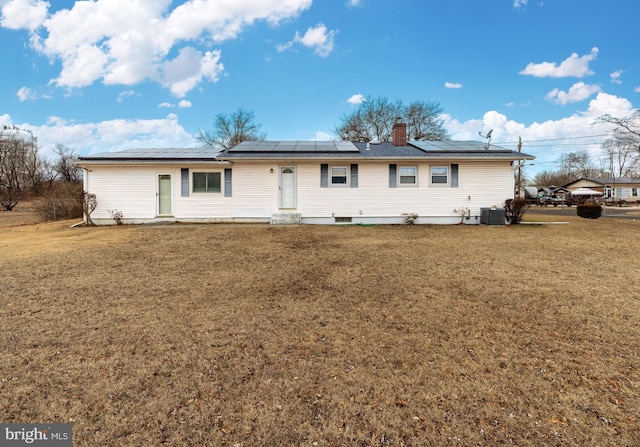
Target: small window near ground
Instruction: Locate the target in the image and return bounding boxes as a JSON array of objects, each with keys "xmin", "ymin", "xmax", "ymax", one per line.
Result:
[
  {"xmin": 399, "ymin": 166, "xmax": 417, "ymax": 185},
  {"xmin": 193, "ymin": 172, "xmax": 221, "ymax": 193},
  {"xmin": 431, "ymin": 166, "xmax": 448, "ymax": 185},
  {"xmin": 331, "ymin": 167, "xmax": 348, "ymax": 185}
]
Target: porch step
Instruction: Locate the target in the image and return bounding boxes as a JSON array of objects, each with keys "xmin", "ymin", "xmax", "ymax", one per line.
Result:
[{"xmin": 270, "ymin": 212, "xmax": 301, "ymax": 225}]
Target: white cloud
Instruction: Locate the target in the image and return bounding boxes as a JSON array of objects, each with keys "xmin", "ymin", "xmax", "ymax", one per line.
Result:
[
  {"xmin": 160, "ymin": 47, "xmax": 224, "ymax": 97},
  {"xmin": 16, "ymin": 86, "xmax": 37, "ymax": 101},
  {"xmin": 277, "ymin": 23, "xmax": 337, "ymax": 57},
  {"xmin": 635, "ymin": 86, "xmax": 640, "ymax": 93},
  {"xmin": 513, "ymin": 0, "xmax": 528, "ymax": 8},
  {"xmin": 2, "ymin": 0, "xmax": 312, "ymax": 96},
  {"xmin": 347, "ymin": 94, "xmax": 364, "ymax": 105},
  {"xmin": 445, "ymin": 82, "xmax": 463, "ymax": 89},
  {"xmin": 158, "ymin": 102, "xmax": 173, "ymax": 108},
  {"xmin": 520, "ymin": 47, "xmax": 599, "ymax": 78},
  {"xmin": 610, "ymin": 70, "xmax": 623, "ymax": 84},
  {"xmin": 116, "ymin": 90, "xmax": 136, "ymax": 103},
  {"xmin": 313, "ymin": 131, "xmax": 333, "ymax": 141},
  {"xmin": 545, "ymin": 82, "xmax": 601, "ymax": 105},
  {"xmin": 0, "ymin": 0, "xmax": 48, "ymax": 31},
  {"xmin": 347, "ymin": 0, "xmax": 363, "ymax": 7},
  {"xmin": 9, "ymin": 113, "xmax": 196, "ymax": 159},
  {"xmin": 443, "ymin": 92, "xmax": 634, "ymax": 171},
  {"xmin": 178, "ymin": 100, "xmax": 192, "ymax": 108}
]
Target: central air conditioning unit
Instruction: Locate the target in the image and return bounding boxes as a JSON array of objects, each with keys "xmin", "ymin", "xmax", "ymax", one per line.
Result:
[{"xmin": 480, "ymin": 208, "xmax": 506, "ymax": 225}]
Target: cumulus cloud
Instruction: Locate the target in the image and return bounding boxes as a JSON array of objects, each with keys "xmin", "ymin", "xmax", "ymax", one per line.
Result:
[
  {"xmin": 178, "ymin": 100, "xmax": 192, "ymax": 108},
  {"xmin": 443, "ymin": 92, "xmax": 634, "ymax": 169},
  {"xmin": 545, "ymin": 82, "xmax": 601, "ymax": 105},
  {"xmin": 313, "ymin": 131, "xmax": 334, "ymax": 141},
  {"xmin": 635, "ymin": 86, "xmax": 640, "ymax": 93},
  {"xmin": 116, "ymin": 90, "xmax": 136, "ymax": 103},
  {"xmin": 346, "ymin": 0, "xmax": 363, "ymax": 7},
  {"xmin": 513, "ymin": 0, "xmax": 528, "ymax": 8},
  {"xmin": 1, "ymin": 0, "xmax": 312, "ymax": 96},
  {"xmin": 444, "ymin": 82, "xmax": 463, "ymax": 89},
  {"xmin": 158, "ymin": 102, "xmax": 173, "ymax": 108},
  {"xmin": 277, "ymin": 23, "xmax": 337, "ymax": 57},
  {"xmin": 520, "ymin": 47, "xmax": 599, "ymax": 78},
  {"xmin": 0, "ymin": 0, "xmax": 48, "ymax": 31},
  {"xmin": 347, "ymin": 94, "xmax": 364, "ymax": 105}
]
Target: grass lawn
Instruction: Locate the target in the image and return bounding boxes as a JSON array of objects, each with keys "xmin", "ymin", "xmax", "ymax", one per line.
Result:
[{"xmin": 1, "ymin": 207, "xmax": 639, "ymax": 446}]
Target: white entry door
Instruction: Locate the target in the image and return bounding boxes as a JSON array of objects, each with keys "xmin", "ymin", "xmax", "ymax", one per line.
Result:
[
  {"xmin": 158, "ymin": 174, "xmax": 172, "ymax": 215},
  {"xmin": 279, "ymin": 166, "xmax": 296, "ymax": 209}
]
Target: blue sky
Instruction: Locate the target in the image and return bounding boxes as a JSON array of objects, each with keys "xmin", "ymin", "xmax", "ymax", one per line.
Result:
[{"xmin": 1, "ymin": 0, "xmax": 638, "ymax": 177}]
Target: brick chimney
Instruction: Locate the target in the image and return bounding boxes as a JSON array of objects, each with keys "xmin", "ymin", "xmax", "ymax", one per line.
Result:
[{"xmin": 392, "ymin": 117, "xmax": 407, "ymax": 146}]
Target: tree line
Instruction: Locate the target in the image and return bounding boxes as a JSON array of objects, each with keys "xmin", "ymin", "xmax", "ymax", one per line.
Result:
[{"xmin": 1, "ymin": 126, "xmax": 81, "ymax": 217}]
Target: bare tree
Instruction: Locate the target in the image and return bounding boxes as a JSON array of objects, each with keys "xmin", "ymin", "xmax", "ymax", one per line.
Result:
[
  {"xmin": 601, "ymin": 134, "xmax": 640, "ymax": 177},
  {"xmin": 53, "ymin": 144, "xmax": 82, "ymax": 183},
  {"xmin": 0, "ymin": 128, "xmax": 42, "ymax": 210},
  {"xmin": 558, "ymin": 151, "xmax": 599, "ymax": 179},
  {"xmin": 196, "ymin": 109, "xmax": 266, "ymax": 150},
  {"xmin": 335, "ymin": 96, "xmax": 448, "ymax": 142},
  {"xmin": 596, "ymin": 110, "xmax": 640, "ymax": 142}
]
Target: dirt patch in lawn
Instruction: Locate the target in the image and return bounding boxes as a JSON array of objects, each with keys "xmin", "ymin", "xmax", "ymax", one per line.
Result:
[{"xmin": 1, "ymin": 215, "xmax": 639, "ymax": 446}]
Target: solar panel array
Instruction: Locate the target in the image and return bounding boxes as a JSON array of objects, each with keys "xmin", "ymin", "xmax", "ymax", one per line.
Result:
[
  {"xmin": 410, "ymin": 140, "xmax": 490, "ymax": 152},
  {"xmin": 229, "ymin": 141, "xmax": 358, "ymax": 153}
]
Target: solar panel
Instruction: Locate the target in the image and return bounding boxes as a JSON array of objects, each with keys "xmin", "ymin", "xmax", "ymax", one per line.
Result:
[{"xmin": 227, "ymin": 140, "xmax": 359, "ymax": 153}]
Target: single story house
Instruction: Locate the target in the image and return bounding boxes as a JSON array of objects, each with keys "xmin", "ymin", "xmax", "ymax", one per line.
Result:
[
  {"xmin": 563, "ymin": 177, "xmax": 640, "ymax": 202},
  {"xmin": 77, "ymin": 122, "xmax": 534, "ymax": 225}
]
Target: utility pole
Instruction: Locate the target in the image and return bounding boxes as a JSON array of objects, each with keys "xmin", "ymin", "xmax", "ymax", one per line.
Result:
[{"xmin": 517, "ymin": 137, "xmax": 522, "ymax": 197}]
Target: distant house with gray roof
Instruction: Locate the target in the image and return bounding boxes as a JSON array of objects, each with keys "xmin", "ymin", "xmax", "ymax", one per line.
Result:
[
  {"xmin": 77, "ymin": 121, "xmax": 533, "ymax": 225},
  {"xmin": 563, "ymin": 177, "xmax": 640, "ymax": 202}
]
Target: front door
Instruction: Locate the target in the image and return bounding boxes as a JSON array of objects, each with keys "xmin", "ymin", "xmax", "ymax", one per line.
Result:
[
  {"xmin": 279, "ymin": 167, "xmax": 296, "ymax": 209},
  {"xmin": 158, "ymin": 174, "xmax": 172, "ymax": 215}
]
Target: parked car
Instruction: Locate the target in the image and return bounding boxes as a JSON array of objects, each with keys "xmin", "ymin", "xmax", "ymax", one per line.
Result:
[{"xmin": 539, "ymin": 196, "xmax": 566, "ymax": 206}]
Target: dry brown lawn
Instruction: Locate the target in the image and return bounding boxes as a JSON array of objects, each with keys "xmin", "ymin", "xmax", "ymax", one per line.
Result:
[{"xmin": 1, "ymin": 208, "xmax": 639, "ymax": 446}]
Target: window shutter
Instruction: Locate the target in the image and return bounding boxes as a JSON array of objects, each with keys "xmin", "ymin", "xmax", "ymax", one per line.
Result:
[
  {"xmin": 350, "ymin": 164, "xmax": 358, "ymax": 188},
  {"xmin": 320, "ymin": 164, "xmax": 329, "ymax": 187},
  {"xmin": 224, "ymin": 168, "xmax": 232, "ymax": 197},
  {"xmin": 451, "ymin": 164, "xmax": 459, "ymax": 188},
  {"xmin": 389, "ymin": 164, "xmax": 397, "ymax": 188},
  {"xmin": 181, "ymin": 168, "xmax": 189, "ymax": 197}
]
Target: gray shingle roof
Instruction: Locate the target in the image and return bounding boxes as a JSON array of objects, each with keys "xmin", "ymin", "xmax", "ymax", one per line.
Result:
[
  {"xmin": 78, "ymin": 147, "xmax": 221, "ymax": 161},
  {"xmin": 78, "ymin": 140, "xmax": 534, "ymax": 163}
]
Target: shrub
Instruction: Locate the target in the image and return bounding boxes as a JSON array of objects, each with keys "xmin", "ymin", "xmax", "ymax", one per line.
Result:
[
  {"xmin": 35, "ymin": 181, "xmax": 83, "ymax": 220},
  {"xmin": 401, "ymin": 212, "xmax": 418, "ymax": 225},
  {"xmin": 504, "ymin": 198, "xmax": 530, "ymax": 225},
  {"xmin": 108, "ymin": 209, "xmax": 124, "ymax": 225},
  {"xmin": 576, "ymin": 204, "xmax": 602, "ymax": 219}
]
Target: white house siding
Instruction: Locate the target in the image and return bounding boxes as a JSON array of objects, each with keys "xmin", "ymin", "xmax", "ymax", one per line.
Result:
[
  {"xmin": 230, "ymin": 160, "xmax": 515, "ymax": 224},
  {"xmin": 84, "ymin": 164, "xmax": 233, "ymax": 224}
]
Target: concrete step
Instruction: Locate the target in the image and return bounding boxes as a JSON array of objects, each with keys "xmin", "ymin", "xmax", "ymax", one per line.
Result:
[{"xmin": 270, "ymin": 212, "xmax": 301, "ymax": 225}]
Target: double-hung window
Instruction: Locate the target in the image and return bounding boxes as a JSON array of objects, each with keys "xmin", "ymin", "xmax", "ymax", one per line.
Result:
[
  {"xmin": 399, "ymin": 166, "xmax": 417, "ymax": 185},
  {"xmin": 430, "ymin": 166, "xmax": 448, "ymax": 185},
  {"xmin": 192, "ymin": 172, "xmax": 221, "ymax": 193},
  {"xmin": 331, "ymin": 166, "xmax": 348, "ymax": 185}
]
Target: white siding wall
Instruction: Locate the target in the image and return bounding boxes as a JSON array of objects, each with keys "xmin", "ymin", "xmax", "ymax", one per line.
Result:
[
  {"xmin": 85, "ymin": 165, "xmax": 232, "ymax": 224},
  {"xmin": 85, "ymin": 159, "xmax": 516, "ymax": 224}
]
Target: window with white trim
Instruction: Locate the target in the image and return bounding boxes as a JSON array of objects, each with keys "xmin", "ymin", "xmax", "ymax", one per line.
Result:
[
  {"xmin": 430, "ymin": 166, "xmax": 448, "ymax": 185},
  {"xmin": 192, "ymin": 172, "xmax": 221, "ymax": 193},
  {"xmin": 331, "ymin": 166, "xmax": 348, "ymax": 185},
  {"xmin": 398, "ymin": 166, "xmax": 417, "ymax": 185}
]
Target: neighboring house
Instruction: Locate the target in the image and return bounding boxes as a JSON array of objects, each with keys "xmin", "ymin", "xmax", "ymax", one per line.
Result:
[
  {"xmin": 564, "ymin": 177, "xmax": 640, "ymax": 201},
  {"xmin": 77, "ymin": 122, "xmax": 534, "ymax": 225}
]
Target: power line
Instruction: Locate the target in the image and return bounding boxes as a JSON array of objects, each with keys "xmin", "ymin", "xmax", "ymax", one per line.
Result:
[{"xmin": 494, "ymin": 133, "xmax": 612, "ymax": 145}]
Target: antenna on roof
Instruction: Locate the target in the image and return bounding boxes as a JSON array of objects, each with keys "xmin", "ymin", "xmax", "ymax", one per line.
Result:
[{"xmin": 479, "ymin": 129, "xmax": 493, "ymax": 150}]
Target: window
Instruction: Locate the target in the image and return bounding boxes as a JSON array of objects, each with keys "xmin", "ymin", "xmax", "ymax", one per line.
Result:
[
  {"xmin": 431, "ymin": 166, "xmax": 448, "ymax": 185},
  {"xmin": 331, "ymin": 166, "xmax": 348, "ymax": 185},
  {"xmin": 399, "ymin": 166, "xmax": 417, "ymax": 185},
  {"xmin": 193, "ymin": 172, "xmax": 221, "ymax": 193}
]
